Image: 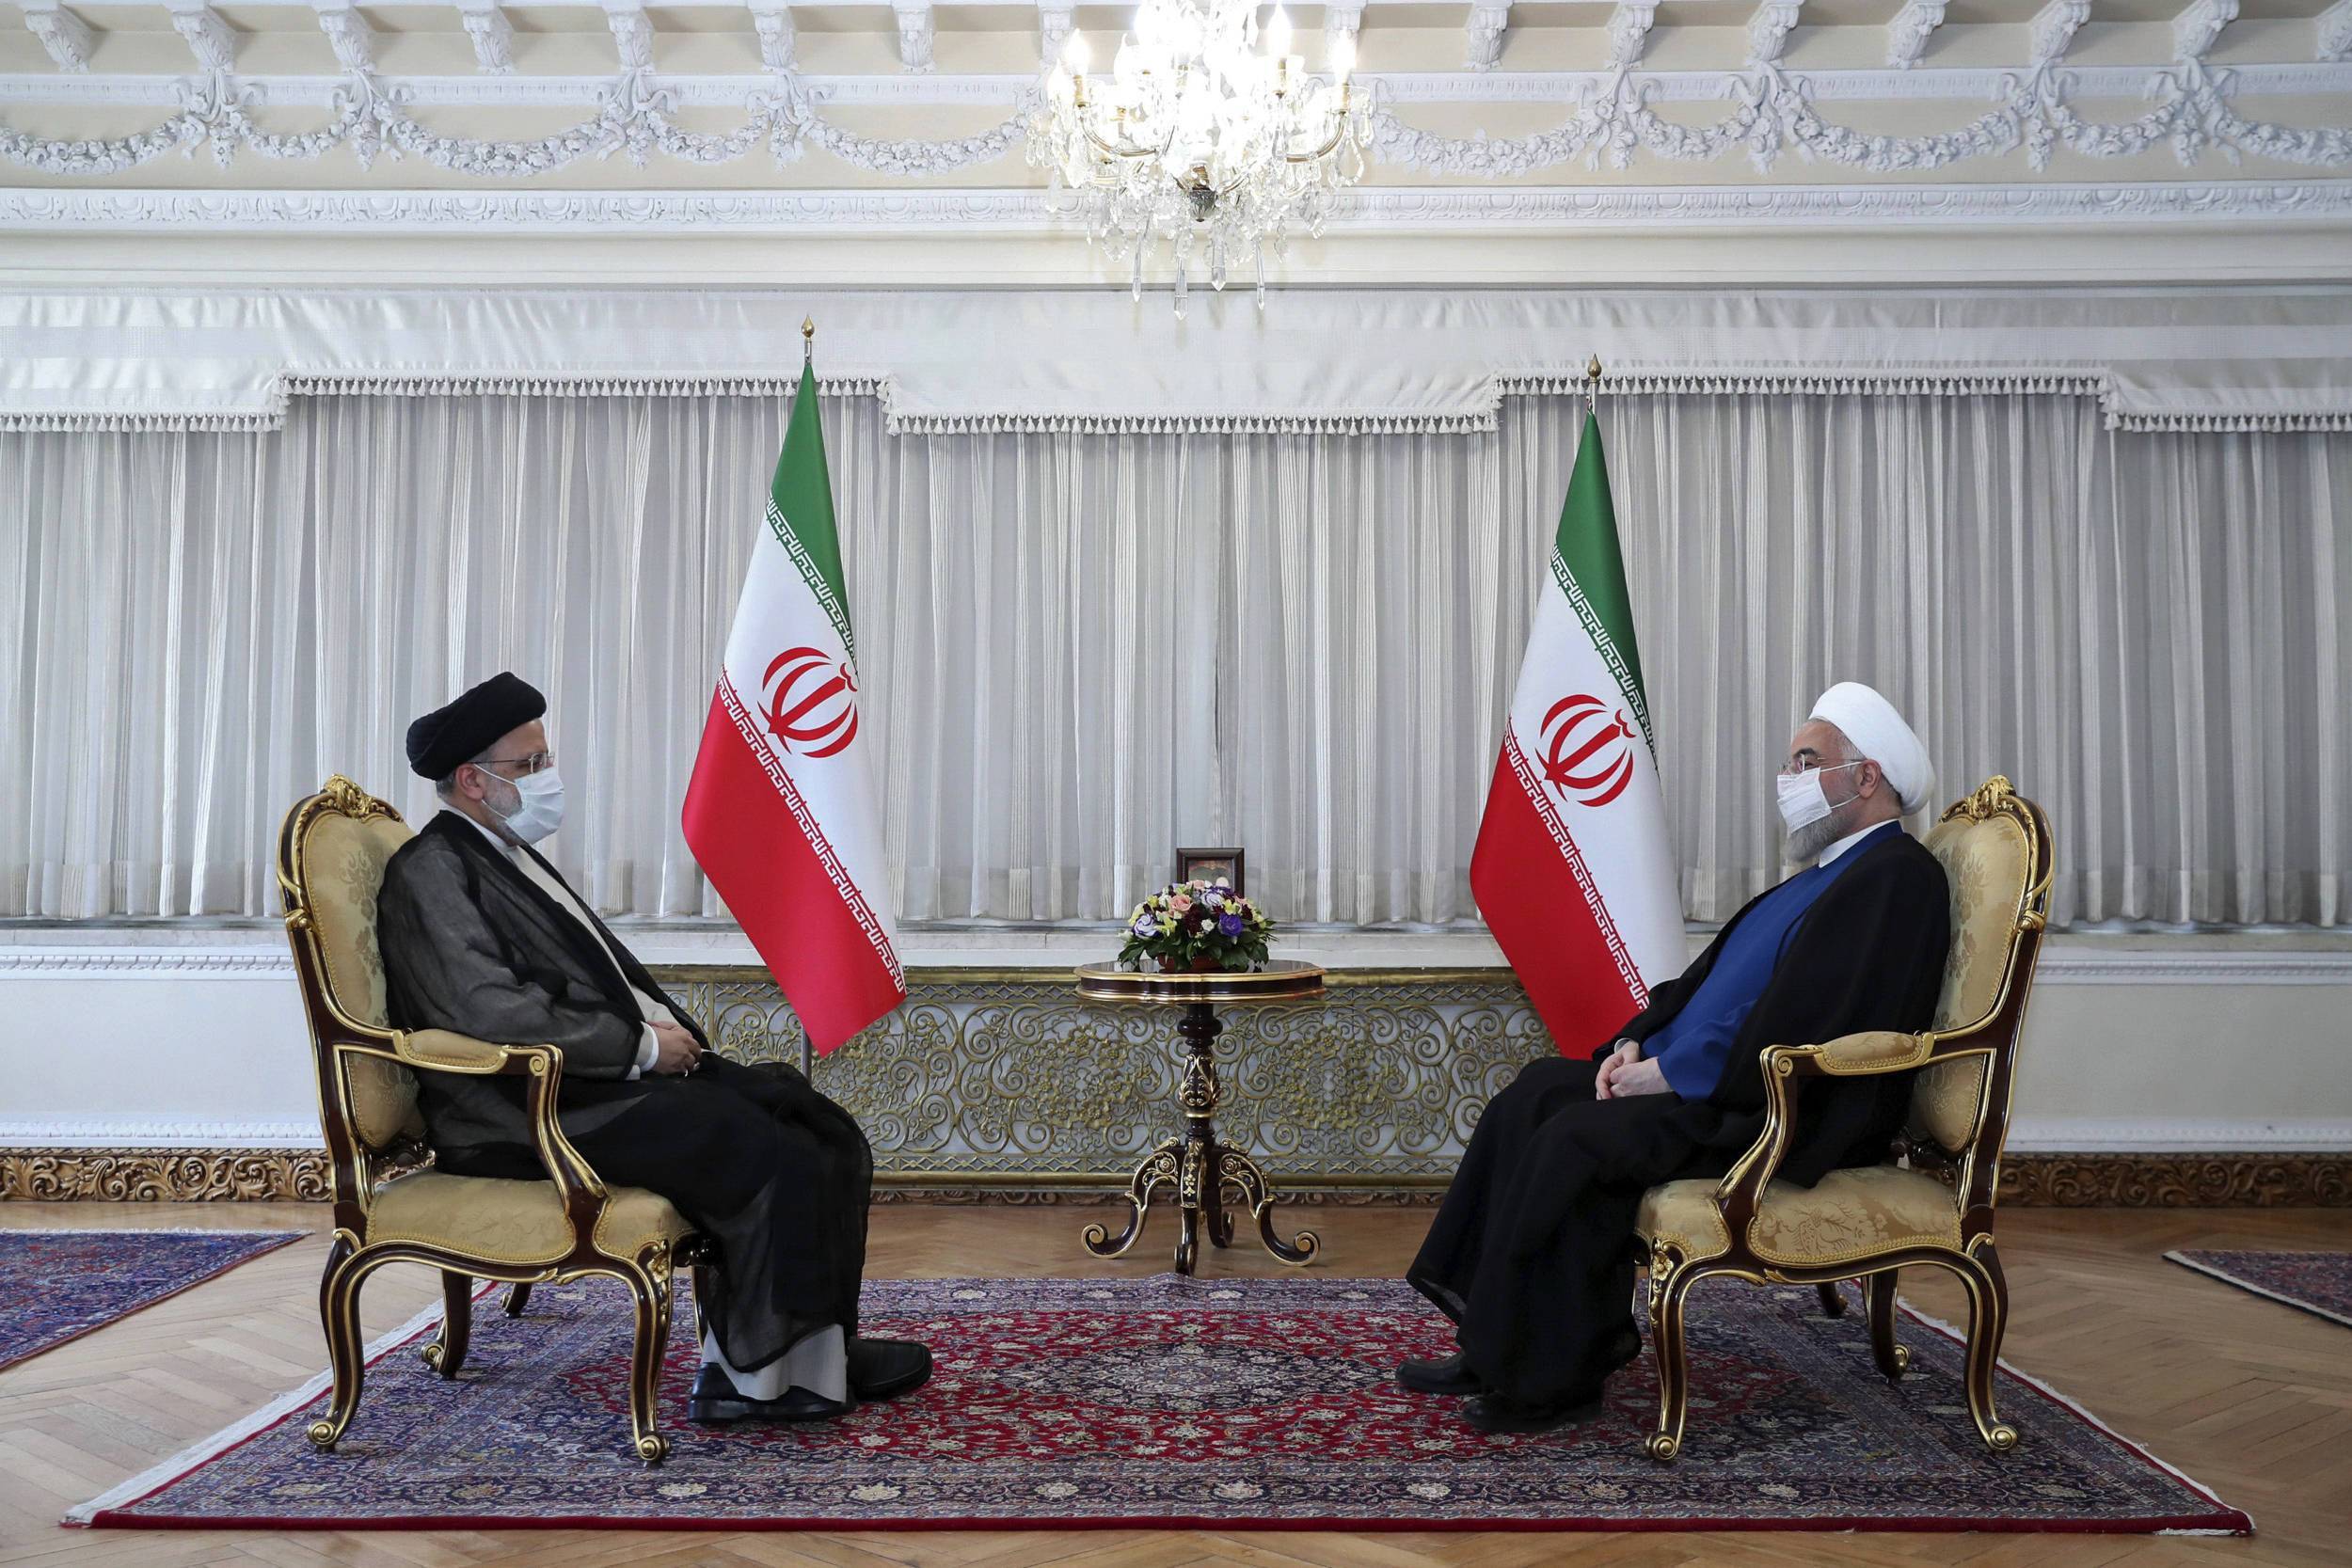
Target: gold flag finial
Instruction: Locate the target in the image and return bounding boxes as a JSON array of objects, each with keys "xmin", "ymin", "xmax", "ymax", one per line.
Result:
[
  {"xmin": 802, "ymin": 315, "xmax": 816, "ymax": 366},
  {"xmin": 1584, "ymin": 354, "xmax": 1603, "ymax": 412}
]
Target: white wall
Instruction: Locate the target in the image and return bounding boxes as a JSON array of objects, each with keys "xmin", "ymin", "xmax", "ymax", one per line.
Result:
[{"xmin": 3, "ymin": 929, "xmax": 2345, "ymax": 1154}]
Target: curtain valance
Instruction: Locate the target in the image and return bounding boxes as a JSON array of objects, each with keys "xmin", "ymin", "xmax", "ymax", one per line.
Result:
[{"xmin": 5, "ymin": 286, "xmax": 2351, "ymax": 435}]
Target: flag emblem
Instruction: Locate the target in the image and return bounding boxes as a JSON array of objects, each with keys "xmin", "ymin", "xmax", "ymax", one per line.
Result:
[
  {"xmin": 1540, "ymin": 693, "xmax": 1637, "ymax": 809},
  {"xmin": 762, "ymin": 646, "xmax": 862, "ymax": 759}
]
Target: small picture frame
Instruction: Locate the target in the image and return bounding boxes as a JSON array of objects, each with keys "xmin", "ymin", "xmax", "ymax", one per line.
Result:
[{"xmin": 1175, "ymin": 847, "xmax": 1246, "ymax": 895}]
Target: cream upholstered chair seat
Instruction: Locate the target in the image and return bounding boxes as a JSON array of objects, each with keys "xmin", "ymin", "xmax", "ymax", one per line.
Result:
[
  {"xmin": 278, "ymin": 775, "xmax": 707, "ymax": 1465},
  {"xmin": 348, "ymin": 1025, "xmax": 695, "ymax": 1267},
  {"xmin": 367, "ymin": 1174, "xmax": 695, "ymax": 1269},
  {"xmin": 1628, "ymin": 776, "xmax": 2054, "ymax": 1464},
  {"xmin": 1636, "ymin": 1166, "xmax": 1964, "ymax": 1267}
]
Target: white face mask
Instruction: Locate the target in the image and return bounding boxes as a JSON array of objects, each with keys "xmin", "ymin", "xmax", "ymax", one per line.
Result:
[
  {"xmin": 483, "ymin": 767, "xmax": 565, "ymax": 845},
  {"xmin": 1774, "ymin": 760, "xmax": 1864, "ymax": 835}
]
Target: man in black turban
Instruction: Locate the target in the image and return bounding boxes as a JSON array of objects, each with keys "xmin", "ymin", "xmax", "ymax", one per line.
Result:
[{"xmin": 375, "ymin": 673, "xmax": 929, "ymax": 1424}]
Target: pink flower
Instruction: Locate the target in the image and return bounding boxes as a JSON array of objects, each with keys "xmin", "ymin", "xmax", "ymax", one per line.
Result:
[{"xmin": 1169, "ymin": 895, "xmax": 1194, "ymax": 914}]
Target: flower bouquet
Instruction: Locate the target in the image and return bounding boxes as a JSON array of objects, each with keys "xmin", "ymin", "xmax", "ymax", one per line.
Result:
[{"xmin": 1119, "ymin": 879, "xmax": 1275, "ymax": 974}]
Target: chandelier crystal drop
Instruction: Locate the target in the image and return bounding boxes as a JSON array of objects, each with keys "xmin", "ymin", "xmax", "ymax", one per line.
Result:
[{"xmin": 1026, "ymin": 1, "xmax": 1373, "ymax": 316}]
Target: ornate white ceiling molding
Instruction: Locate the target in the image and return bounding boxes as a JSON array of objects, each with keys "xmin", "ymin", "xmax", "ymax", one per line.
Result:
[
  {"xmin": 1466, "ymin": 4, "xmax": 1510, "ymax": 71},
  {"xmin": 163, "ymin": 0, "xmax": 235, "ymax": 71},
  {"xmin": 10, "ymin": 61, "xmax": 2348, "ymax": 110},
  {"xmin": 2319, "ymin": 0, "xmax": 2352, "ymax": 62},
  {"xmin": 7, "ymin": 181, "xmax": 2348, "ymax": 234},
  {"xmin": 2173, "ymin": 0, "xmax": 2235, "ymax": 64},
  {"xmin": 749, "ymin": 0, "xmax": 796, "ymax": 71},
  {"xmin": 310, "ymin": 0, "xmax": 374, "ymax": 73},
  {"xmin": 1034, "ymin": 0, "xmax": 1071, "ymax": 68},
  {"xmin": 2029, "ymin": 0, "xmax": 2090, "ymax": 68},
  {"xmin": 1885, "ymin": 0, "xmax": 1945, "ymax": 70},
  {"xmin": 5, "ymin": 55, "xmax": 2347, "ymax": 179},
  {"xmin": 21, "ymin": 0, "xmax": 96, "ymax": 72},
  {"xmin": 458, "ymin": 0, "xmax": 515, "ymax": 74},
  {"xmin": 1747, "ymin": 0, "xmax": 1802, "ymax": 69},
  {"xmin": 1605, "ymin": 0, "xmax": 1656, "ymax": 68},
  {"xmin": 1326, "ymin": 0, "xmax": 1365, "ymax": 58},
  {"xmin": 893, "ymin": 0, "xmax": 934, "ymax": 72},
  {"xmin": 601, "ymin": 0, "xmax": 655, "ymax": 71}
]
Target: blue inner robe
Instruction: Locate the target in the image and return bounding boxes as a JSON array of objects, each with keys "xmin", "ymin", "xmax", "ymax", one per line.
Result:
[{"xmin": 1645, "ymin": 820, "xmax": 1904, "ymax": 1101}]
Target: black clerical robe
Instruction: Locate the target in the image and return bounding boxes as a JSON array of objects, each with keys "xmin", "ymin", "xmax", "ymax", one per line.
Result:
[
  {"xmin": 376, "ymin": 811, "xmax": 872, "ymax": 1374},
  {"xmin": 1407, "ymin": 829, "xmax": 1950, "ymax": 1406}
]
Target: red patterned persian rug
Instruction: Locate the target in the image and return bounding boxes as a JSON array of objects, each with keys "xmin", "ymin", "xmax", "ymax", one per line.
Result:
[
  {"xmin": 2167, "ymin": 1250, "xmax": 2352, "ymax": 1329},
  {"xmin": 72, "ymin": 1275, "xmax": 2248, "ymax": 1533},
  {"xmin": 0, "ymin": 1229, "xmax": 302, "ymax": 1372}
]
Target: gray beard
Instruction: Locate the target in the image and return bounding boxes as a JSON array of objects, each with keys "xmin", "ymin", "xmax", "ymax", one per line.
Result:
[{"xmin": 1783, "ymin": 808, "xmax": 1849, "ymax": 866}]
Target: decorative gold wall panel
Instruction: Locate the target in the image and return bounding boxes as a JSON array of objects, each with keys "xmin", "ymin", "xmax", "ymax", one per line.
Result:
[
  {"xmin": 1, "ymin": 1148, "xmax": 332, "ymax": 1201},
  {"xmin": 656, "ymin": 966, "xmax": 1549, "ymax": 1184}
]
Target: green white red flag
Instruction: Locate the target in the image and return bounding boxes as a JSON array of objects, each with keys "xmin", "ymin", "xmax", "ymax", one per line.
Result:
[
  {"xmin": 1470, "ymin": 410, "xmax": 1685, "ymax": 1053},
  {"xmin": 682, "ymin": 361, "xmax": 904, "ymax": 1053}
]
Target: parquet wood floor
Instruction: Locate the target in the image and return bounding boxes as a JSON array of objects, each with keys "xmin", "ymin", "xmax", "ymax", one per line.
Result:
[{"xmin": 3, "ymin": 1204, "xmax": 2346, "ymax": 1568}]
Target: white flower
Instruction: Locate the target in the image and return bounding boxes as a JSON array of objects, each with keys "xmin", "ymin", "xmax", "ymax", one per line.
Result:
[
  {"xmin": 1213, "ymin": 1481, "xmax": 1264, "ymax": 1500},
  {"xmin": 659, "ymin": 1481, "xmax": 707, "ymax": 1498},
  {"xmin": 1035, "ymin": 1481, "xmax": 1079, "ymax": 1499},
  {"xmin": 1406, "ymin": 1482, "xmax": 1452, "ymax": 1500},
  {"xmin": 850, "ymin": 1483, "xmax": 903, "ymax": 1502}
]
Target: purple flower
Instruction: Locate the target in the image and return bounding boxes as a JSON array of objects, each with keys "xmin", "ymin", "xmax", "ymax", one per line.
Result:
[
  {"xmin": 1218, "ymin": 912, "xmax": 1245, "ymax": 937},
  {"xmin": 1132, "ymin": 916, "xmax": 1156, "ymax": 938}
]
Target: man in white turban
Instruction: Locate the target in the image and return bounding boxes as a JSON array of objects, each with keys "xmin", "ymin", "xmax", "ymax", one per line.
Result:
[{"xmin": 1402, "ymin": 682, "xmax": 1953, "ymax": 1434}]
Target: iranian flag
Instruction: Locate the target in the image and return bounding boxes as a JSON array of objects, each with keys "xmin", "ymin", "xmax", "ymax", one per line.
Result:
[
  {"xmin": 1470, "ymin": 409, "xmax": 1685, "ymax": 1055},
  {"xmin": 682, "ymin": 360, "xmax": 905, "ymax": 1054}
]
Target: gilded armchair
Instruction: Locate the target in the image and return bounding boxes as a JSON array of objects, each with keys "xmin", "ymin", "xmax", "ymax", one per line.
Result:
[
  {"xmin": 1633, "ymin": 775, "xmax": 2055, "ymax": 1462},
  {"xmin": 276, "ymin": 775, "xmax": 708, "ymax": 1465}
]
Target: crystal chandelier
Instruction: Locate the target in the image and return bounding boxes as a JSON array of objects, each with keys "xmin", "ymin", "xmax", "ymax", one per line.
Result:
[{"xmin": 1026, "ymin": 1, "xmax": 1372, "ymax": 315}]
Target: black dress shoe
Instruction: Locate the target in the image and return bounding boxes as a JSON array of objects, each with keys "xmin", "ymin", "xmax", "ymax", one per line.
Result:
[
  {"xmin": 1396, "ymin": 1350, "xmax": 1485, "ymax": 1396},
  {"xmin": 848, "ymin": 1336, "xmax": 932, "ymax": 1402},
  {"xmin": 1461, "ymin": 1392, "xmax": 1604, "ymax": 1435},
  {"xmin": 687, "ymin": 1365, "xmax": 855, "ymax": 1425}
]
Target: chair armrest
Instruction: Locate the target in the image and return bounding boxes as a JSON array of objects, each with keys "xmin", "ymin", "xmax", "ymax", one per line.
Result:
[
  {"xmin": 390, "ymin": 1028, "xmax": 525, "ymax": 1074},
  {"xmin": 1705, "ymin": 1031, "xmax": 1965, "ymax": 1245},
  {"xmin": 370, "ymin": 1031, "xmax": 612, "ymax": 1224},
  {"xmin": 1785, "ymin": 1030, "xmax": 1932, "ymax": 1077}
]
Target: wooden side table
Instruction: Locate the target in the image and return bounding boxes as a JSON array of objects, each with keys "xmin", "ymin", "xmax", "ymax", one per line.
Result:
[{"xmin": 1073, "ymin": 959, "xmax": 1326, "ymax": 1276}]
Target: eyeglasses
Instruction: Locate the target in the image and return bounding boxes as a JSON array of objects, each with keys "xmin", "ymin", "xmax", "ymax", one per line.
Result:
[
  {"xmin": 1780, "ymin": 756, "xmax": 1866, "ymax": 779},
  {"xmin": 472, "ymin": 751, "xmax": 555, "ymax": 777}
]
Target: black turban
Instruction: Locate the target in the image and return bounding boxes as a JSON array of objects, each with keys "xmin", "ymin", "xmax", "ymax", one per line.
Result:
[{"xmin": 405, "ymin": 673, "xmax": 546, "ymax": 780}]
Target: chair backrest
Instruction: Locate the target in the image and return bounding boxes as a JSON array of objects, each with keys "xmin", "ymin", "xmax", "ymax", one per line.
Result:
[
  {"xmin": 1910, "ymin": 777, "xmax": 2055, "ymax": 1169},
  {"xmin": 277, "ymin": 777, "xmax": 426, "ymax": 1168}
]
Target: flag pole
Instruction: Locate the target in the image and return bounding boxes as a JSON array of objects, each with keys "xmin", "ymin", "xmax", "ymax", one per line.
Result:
[
  {"xmin": 1585, "ymin": 353, "xmax": 1602, "ymax": 414},
  {"xmin": 800, "ymin": 309, "xmax": 819, "ymax": 1084}
]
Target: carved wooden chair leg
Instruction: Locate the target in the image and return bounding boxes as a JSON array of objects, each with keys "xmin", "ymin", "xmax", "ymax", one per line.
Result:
[
  {"xmin": 502, "ymin": 1282, "xmax": 533, "ymax": 1318},
  {"xmin": 623, "ymin": 1257, "xmax": 676, "ymax": 1465},
  {"xmin": 1645, "ymin": 1252, "xmax": 1695, "ymax": 1462},
  {"xmin": 1865, "ymin": 1270, "xmax": 1909, "ymax": 1378},
  {"xmin": 307, "ymin": 1237, "xmax": 370, "ymax": 1451},
  {"xmin": 421, "ymin": 1270, "xmax": 473, "ymax": 1377},
  {"xmin": 1954, "ymin": 1241, "xmax": 2018, "ymax": 1453},
  {"xmin": 1815, "ymin": 1281, "xmax": 1848, "ymax": 1318}
]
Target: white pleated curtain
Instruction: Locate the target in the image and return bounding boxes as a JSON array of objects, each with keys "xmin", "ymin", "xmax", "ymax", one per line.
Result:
[{"xmin": 2, "ymin": 390, "xmax": 2344, "ymax": 927}]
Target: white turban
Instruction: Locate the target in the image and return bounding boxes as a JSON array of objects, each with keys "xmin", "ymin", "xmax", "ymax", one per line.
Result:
[{"xmin": 1808, "ymin": 681, "xmax": 1936, "ymax": 815}]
